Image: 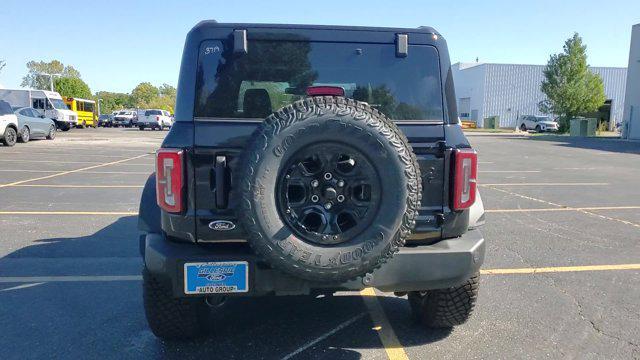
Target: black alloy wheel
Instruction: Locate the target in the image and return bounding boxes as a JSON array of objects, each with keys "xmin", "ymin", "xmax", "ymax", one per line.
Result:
[{"xmin": 277, "ymin": 143, "xmax": 381, "ymax": 246}]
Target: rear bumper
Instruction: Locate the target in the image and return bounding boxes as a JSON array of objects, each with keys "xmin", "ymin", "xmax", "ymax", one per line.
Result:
[{"xmin": 144, "ymin": 229, "xmax": 485, "ymax": 297}]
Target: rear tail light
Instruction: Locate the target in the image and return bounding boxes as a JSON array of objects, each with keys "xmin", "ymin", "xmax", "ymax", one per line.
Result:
[
  {"xmin": 453, "ymin": 148, "xmax": 477, "ymax": 210},
  {"xmin": 156, "ymin": 149, "xmax": 184, "ymax": 213},
  {"xmin": 156, "ymin": 116, "xmax": 160, "ymax": 121}
]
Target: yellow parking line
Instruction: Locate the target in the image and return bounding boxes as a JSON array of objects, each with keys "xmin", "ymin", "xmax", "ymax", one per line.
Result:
[
  {"xmin": 0, "ymin": 211, "xmax": 137, "ymax": 215},
  {"xmin": 0, "ymin": 154, "xmax": 148, "ymax": 189},
  {"xmin": 480, "ymin": 182, "xmax": 609, "ymax": 186},
  {"xmin": 5, "ymin": 184, "xmax": 143, "ymax": 188},
  {"xmin": 360, "ymin": 288, "xmax": 409, "ymax": 360},
  {"xmin": 486, "ymin": 206, "xmax": 640, "ymax": 213},
  {"xmin": 482, "ymin": 263, "xmax": 640, "ymax": 275}
]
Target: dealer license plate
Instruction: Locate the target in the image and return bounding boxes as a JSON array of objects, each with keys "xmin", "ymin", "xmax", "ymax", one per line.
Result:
[{"xmin": 183, "ymin": 261, "xmax": 248, "ymax": 294}]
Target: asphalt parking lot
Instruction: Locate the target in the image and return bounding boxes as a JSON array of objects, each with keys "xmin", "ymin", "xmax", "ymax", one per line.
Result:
[{"xmin": 1, "ymin": 128, "xmax": 639, "ymax": 359}]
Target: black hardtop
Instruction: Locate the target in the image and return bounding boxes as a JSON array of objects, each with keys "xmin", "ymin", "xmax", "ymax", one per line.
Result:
[
  {"xmin": 174, "ymin": 21, "xmax": 456, "ymax": 124},
  {"xmin": 190, "ymin": 20, "xmax": 440, "ymax": 37}
]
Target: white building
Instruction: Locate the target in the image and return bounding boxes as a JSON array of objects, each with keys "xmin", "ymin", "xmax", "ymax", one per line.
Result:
[
  {"xmin": 622, "ymin": 24, "xmax": 640, "ymax": 139},
  {"xmin": 452, "ymin": 62, "xmax": 627, "ymax": 128}
]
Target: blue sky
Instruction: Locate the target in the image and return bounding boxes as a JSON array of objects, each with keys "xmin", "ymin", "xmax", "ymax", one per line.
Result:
[{"xmin": 0, "ymin": 0, "xmax": 638, "ymax": 93}]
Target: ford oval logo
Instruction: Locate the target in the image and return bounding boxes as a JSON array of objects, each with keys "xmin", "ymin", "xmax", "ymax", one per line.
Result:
[{"xmin": 209, "ymin": 220, "xmax": 236, "ymax": 231}]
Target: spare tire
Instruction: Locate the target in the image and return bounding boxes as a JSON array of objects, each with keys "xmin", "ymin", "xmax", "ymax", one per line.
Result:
[{"xmin": 237, "ymin": 96, "xmax": 421, "ymax": 282}]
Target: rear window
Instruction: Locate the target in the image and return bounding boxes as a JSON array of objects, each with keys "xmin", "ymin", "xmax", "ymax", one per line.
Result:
[
  {"xmin": 145, "ymin": 110, "xmax": 162, "ymax": 116},
  {"xmin": 0, "ymin": 100, "xmax": 13, "ymax": 116},
  {"xmin": 194, "ymin": 40, "xmax": 443, "ymax": 121}
]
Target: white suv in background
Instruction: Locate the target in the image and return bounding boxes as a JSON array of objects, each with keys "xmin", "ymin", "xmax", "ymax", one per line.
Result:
[
  {"xmin": 518, "ymin": 115, "xmax": 559, "ymax": 132},
  {"xmin": 138, "ymin": 109, "xmax": 173, "ymax": 130},
  {"xmin": 0, "ymin": 100, "xmax": 19, "ymax": 147}
]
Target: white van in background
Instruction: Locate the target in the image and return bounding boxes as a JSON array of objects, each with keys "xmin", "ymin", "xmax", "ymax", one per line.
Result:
[{"xmin": 0, "ymin": 89, "xmax": 78, "ymax": 131}]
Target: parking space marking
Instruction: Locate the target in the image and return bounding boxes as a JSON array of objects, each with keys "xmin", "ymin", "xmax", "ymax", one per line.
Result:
[
  {"xmin": 482, "ymin": 263, "xmax": 640, "ymax": 275},
  {"xmin": 0, "ymin": 275, "xmax": 142, "ymax": 283},
  {"xmin": 4, "ymin": 151, "xmax": 152, "ymax": 158},
  {"xmin": 3, "ymin": 263, "xmax": 639, "ymax": 284},
  {"xmin": 0, "ymin": 154, "xmax": 148, "ymax": 189},
  {"xmin": 0, "ymin": 211, "xmax": 138, "ymax": 215},
  {"xmin": 281, "ymin": 312, "xmax": 367, "ymax": 360},
  {"xmin": 486, "ymin": 206, "xmax": 640, "ymax": 213},
  {"xmin": 485, "ymin": 185, "xmax": 640, "ymax": 227},
  {"xmin": 1, "ymin": 282, "xmax": 44, "ymax": 291},
  {"xmin": 360, "ymin": 288, "xmax": 409, "ymax": 360},
  {"xmin": 485, "ymin": 185, "xmax": 564, "ymax": 207},
  {"xmin": 479, "ymin": 170, "xmax": 541, "ymax": 173},
  {"xmin": 480, "ymin": 182, "xmax": 609, "ymax": 186},
  {"xmin": 0, "ymin": 169, "xmax": 151, "ymax": 175},
  {"xmin": 5, "ymin": 184, "xmax": 144, "ymax": 188},
  {"xmin": 0, "ymin": 159, "xmax": 152, "ymax": 166}
]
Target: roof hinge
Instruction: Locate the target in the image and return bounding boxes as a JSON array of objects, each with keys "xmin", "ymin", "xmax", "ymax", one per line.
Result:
[
  {"xmin": 234, "ymin": 29, "xmax": 248, "ymax": 54},
  {"xmin": 396, "ymin": 33, "xmax": 408, "ymax": 58}
]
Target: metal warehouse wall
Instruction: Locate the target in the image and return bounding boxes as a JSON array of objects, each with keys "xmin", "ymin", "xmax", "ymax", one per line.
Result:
[
  {"xmin": 623, "ymin": 24, "xmax": 640, "ymax": 139},
  {"xmin": 453, "ymin": 63, "xmax": 627, "ymax": 128}
]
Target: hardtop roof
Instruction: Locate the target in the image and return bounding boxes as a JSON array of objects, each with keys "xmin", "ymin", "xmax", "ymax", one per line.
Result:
[{"xmin": 191, "ymin": 21, "xmax": 439, "ymax": 36}]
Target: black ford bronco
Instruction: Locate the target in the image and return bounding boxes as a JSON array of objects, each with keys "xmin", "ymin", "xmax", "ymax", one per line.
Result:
[{"xmin": 138, "ymin": 21, "xmax": 486, "ymax": 340}]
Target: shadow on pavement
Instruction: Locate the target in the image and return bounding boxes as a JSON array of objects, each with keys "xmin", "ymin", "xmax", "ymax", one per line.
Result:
[{"xmin": 0, "ymin": 216, "xmax": 453, "ymax": 359}]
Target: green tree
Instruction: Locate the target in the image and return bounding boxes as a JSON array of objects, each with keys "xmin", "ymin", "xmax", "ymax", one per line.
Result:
[
  {"xmin": 54, "ymin": 77, "xmax": 92, "ymax": 99},
  {"xmin": 159, "ymin": 83, "xmax": 176, "ymax": 98},
  {"xmin": 95, "ymin": 91, "xmax": 134, "ymax": 114},
  {"xmin": 539, "ymin": 33, "xmax": 606, "ymax": 131},
  {"xmin": 21, "ymin": 60, "xmax": 81, "ymax": 90},
  {"xmin": 131, "ymin": 82, "xmax": 159, "ymax": 107}
]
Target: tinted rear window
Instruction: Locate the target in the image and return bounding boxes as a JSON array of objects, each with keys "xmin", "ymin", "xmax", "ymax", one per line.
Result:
[
  {"xmin": 0, "ymin": 100, "xmax": 13, "ymax": 115},
  {"xmin": 194, "ymin": 40, "xmax": 443, "ymax": 121},
  {"xmin": 145, "ymin": 110, "xmax": 162, "ymax": 116}
]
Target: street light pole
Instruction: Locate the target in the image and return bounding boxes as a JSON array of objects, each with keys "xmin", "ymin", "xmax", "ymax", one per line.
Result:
[{"xmin": 98, "ymin": 98, "xmax": 103, "ymax": 115}]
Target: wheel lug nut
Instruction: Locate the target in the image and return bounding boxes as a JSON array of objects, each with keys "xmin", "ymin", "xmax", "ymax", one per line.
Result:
[
  {"xmin": 311, "ymin": 179, "xmax": 319, "ymax": 187},
  {"xmin": 337, "ymin": 180, "xmax": 344, "ymax": 187},
  {"xmin": 324, "ymin": 203, "xmax": 332, "ymax": 210},
  {"xmin": 311, "ymin": 195, "xmax": 319, "ymax": 203},
  {"xmin": 337, "ymin": 195, "xmax": 345, "ymax": 202},
  {"xmin": 324, "ymin": 172, "xmax": 333, "ymax": 180}
]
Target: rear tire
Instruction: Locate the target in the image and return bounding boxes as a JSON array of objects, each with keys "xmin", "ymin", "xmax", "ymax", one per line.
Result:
[
  {"xmin": 520, "ymin": 124, "xmax": 527, "ymax": 131},
  {"xmin": 143, "ymin": 268, "xmax": 209, "ymax": 340},
  {"xmin": 1, "ymin": 127, "xmax": 17, "ymax": 146},
  {"xmin": 409, "ymin": 272, "xmax": 480, "ymax": 328},
  {"xmin": 139, "ymin": 126, "xmax": 145, "ymax": 131},
  {"xmin": 19, "ymin": 127, "xmax": 30, "ymax": 143}
]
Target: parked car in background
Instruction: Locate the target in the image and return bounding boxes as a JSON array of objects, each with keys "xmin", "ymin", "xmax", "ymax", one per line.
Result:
[
  {"xmin": 14, "ymin": 107, "xmax": 56, "ymax": 142},
  {"xmin": 64, "ymin": 97, "xmax": 97, "ymax": 128},
  {"xmin": 0, "ymin": 100, "xmax": 19, "ymax": 146},
  {"xmin": 518, "ymin": 115, "xmax": 559, "ymax": 132},
  {"xmin": 113, "ymin": 110, "xmax": 137, "ymax": 127},
  {"xmin": 137, "ymin": 109, "xmax": 173, "ymax": 130},
  {"xmin": 0, "ymin": 89, "xmax": 77, "ymax": 131},
  {"xmin": 97, "ymin": 114, "xmax": 113, "ymax": 127}
]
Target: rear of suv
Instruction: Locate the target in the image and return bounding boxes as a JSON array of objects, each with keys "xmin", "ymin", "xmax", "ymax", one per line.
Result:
[
  {"xmin": 0, "ymin": 100, "xmax": 19, "ymax": 147},
  {"xmin": 138, "ymin": 22, "xmax": 486, "ymax": 340}
]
